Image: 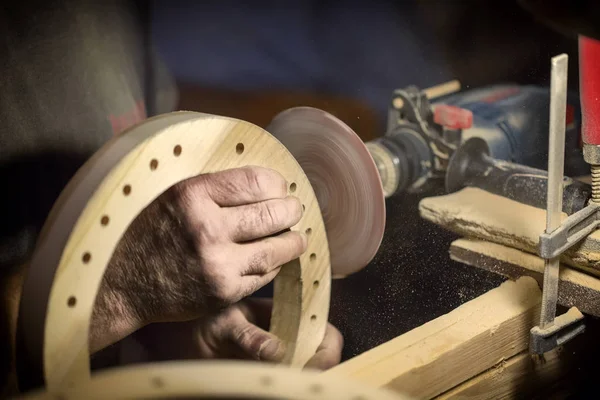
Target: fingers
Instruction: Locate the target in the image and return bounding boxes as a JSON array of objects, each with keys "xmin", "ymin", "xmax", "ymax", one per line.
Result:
[
  {"xmin": 191, "ymin": 166, "xmax": 289, "ymax": 207},
  {"xmin": 239, "ymin": 231, "xmax": 307, "ymax": 276},
  {"xmin": 228, "ymin": 196, "xmax": 303, "ymax": 242},
  {"xmin": 227, "ymin": 316, "xmax": 286, "ymax": 362},
  {"xmin": 304, "ymin": 323, "xmax": 344, "ymax": 370},
  {"xmin": 239, "ymin": 267, "xmax": 281, "ymax": 300}
]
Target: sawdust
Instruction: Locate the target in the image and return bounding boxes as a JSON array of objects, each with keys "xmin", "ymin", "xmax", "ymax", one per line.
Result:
[
  {"xmin": 490, "ymin": 358, "xmax": 507, "ymax": 380},
  {"xmin": 489, "ymin": 324, "xmax": 499, "ymax": 336}
]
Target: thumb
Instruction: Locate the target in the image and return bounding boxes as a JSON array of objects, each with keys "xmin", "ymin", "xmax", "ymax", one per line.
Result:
[{"xmin": 230, "ymin": 322, "xmax": 286, "ymax": 362}]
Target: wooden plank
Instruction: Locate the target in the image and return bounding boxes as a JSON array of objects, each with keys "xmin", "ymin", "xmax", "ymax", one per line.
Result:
[
  {"xmin": 323, "ymin": 277, "xmax": 542, "ymax": 399},
  {"xmin": 438, "ymin": 350, "xmax": 570, "ymax": 399},
  {"xmin": 438, "ymin": 312, "xmax": 600, "ymax": 400},
  {"xmin": 450, "ymin": 238, "xmax": 600, "ymax": 317},
  {"xmin": 418, "ymin": 187, "xmax": 600, "ymax": 276}
]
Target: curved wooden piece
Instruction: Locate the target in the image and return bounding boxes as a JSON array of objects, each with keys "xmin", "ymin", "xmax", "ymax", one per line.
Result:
[
  {"xmin": 18, "ymin": 361, "xmax": 411, "ymax": 400},
  {"xmin": 17, "ymin": 112, "xmax": 331, "ymax": 391}
]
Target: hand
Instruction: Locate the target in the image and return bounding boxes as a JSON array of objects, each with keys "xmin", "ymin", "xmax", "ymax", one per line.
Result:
[
  {"xmin": 129, "ymin": 298, "xmax": 344, "ymax": 370},
  {"xmin": 91, "ymin": 166, "xmax": 307, "ymax": 353}
]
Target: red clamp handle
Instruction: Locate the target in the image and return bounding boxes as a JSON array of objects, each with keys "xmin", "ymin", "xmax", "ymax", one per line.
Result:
[
  {"xmin": 580, "ymin": 35, "xmax": 600, "ymax": 146},
  {"xmin": 433, "ymin": 105, "xmax": 473, "ymax": 130}
]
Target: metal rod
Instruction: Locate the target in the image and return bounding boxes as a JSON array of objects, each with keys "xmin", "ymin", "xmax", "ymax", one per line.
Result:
[
  {"xmin": 540, "ymin": 54, "xmax": 569, "ymax": 328},
  {"xmin": 423, "ymin": 80, "xmax": 461, "ymax": 100}
]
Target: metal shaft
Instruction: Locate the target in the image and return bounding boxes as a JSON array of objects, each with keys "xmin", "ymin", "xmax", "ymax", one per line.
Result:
[{"xmin": 540, "ymin": 54, "xmax": 569, "ymax": 328}]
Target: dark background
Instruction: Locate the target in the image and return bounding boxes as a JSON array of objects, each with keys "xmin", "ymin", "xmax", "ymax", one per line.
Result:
[
  {"xmin": 152, "ymin": 2, "xmax": 600, "ymax": 397},
  {"xmin": 152, "ymin": 0, "xmax": 576, "ymax": 358}
]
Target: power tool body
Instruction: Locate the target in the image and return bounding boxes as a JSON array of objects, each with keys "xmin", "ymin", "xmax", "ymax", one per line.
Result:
[{"xmin": 367, "ymin": 83, "xmax": 590, "ymax": 199}]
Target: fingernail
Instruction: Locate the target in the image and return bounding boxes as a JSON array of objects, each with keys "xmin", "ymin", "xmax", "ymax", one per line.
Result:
[{"xmin": 259, "ymin": 339, "xmax": 285, "ymax": 361}]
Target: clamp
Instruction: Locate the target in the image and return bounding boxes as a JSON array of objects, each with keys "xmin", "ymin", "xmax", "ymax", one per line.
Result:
[{"xmin": 531, "ymin": 36, "xmax": 600, "ymax": 354}]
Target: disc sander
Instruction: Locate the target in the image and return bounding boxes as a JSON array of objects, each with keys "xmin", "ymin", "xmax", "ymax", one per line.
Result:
[{"xmin": 267, "ymin": 107, "xmax": 386, "ymax": 278}]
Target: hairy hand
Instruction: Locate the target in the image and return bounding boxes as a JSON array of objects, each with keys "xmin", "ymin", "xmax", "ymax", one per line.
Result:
[
  {"xmin": 91, "ymin": 166, "xmax": 307, "ymax": 352},
  {"xmin": 130, "ymin": 298, "xmax": 343, "ymax": 370}
]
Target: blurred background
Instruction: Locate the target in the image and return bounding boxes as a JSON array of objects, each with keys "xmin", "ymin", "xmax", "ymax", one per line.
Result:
[
  {"xmin": 148, "ymin": 0, "xmax": 582, "ymax": 362},
  {"xmin": 151, "ymin": 0, "xmax": 579, "ymax": 142}
]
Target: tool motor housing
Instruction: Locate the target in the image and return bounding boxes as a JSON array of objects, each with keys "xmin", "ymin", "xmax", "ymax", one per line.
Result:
[
  {"xmin": 369, "ymin": 84, "xmax": 589, "ymax": 197},
  {"xmin": 443, "ymin": 84, "xmax": 586, "ymax": 174}
]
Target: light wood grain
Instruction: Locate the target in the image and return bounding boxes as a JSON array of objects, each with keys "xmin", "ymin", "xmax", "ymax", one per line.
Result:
[
  {"xmin": 438, "ymin": 311, "xmax": 600, "ymax": 400},
  {"xmin": 323, "ymin": 277, "xmax": 542, "ymax": 399},
  {"xmin": 438, "ymin": 350, "xmax": 569, "ymax": 400},
  {"xmin": 19, "ymin": 112, "xmax": 331, "ymax": 391},
  {"xmin": 18, "ymin": 361, "xmax": 412, "ymax": 400},
  {"xmin": 419, "ymin": 187, "xmax": 600, "ymax": 276},
  {"xmin": 450, "ymin": 238, "xmax": 600, "ymax": 317}
]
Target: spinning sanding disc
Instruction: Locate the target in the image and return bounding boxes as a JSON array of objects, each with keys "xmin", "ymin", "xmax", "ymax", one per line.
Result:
[{"xmin": 267, "ymin": 107, "xmax": 386, "ymax": 277}]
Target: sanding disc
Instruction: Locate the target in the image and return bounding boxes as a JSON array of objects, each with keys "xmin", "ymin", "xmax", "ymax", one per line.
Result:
[{"xmin": 267, "ymin": 107, "xmax": 386, "ymax": 278}]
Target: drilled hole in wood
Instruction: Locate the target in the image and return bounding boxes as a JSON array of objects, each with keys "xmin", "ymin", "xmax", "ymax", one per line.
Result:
[
  {"xmin": 311, "ymin": 315, "xmax": 317, "ymax": 322},
  {"xmin": 310, "ymin": 253, "xmax": 316, "ymax": 262},
  {"xmin": 151, "ymin": 376, "xmax": 164, "ymax": 388},
  {"xmin": 67, "ymin": 296, "xmax": 77, "ymax": 308},
  {"xmin": 173, "ymin": 145, "xmax": 182, "ymax": 156},
  {"xmin": 260, "ymin": 376, "xmax": 272, "ymax": 386},
  {"xmin": 305, "ymin": 228, "xmax": 312, "ymax": 235},
  {"xmin": 289, "ymin": 182, "xmax": 297, "ymax": 193},
  {"xmin": 123, "ymin": 184, "xmax": 132, "ymax": 196},
  {"xmin": 302, "ymin": 204, "xmax": 305, "ymax": 211},
  {"xmin": 310, "ymin": 383, "xmax": 323, "ymax": 393},
  {"xmin": 236, "ymin": 143, "xmax": 245, "ymax": 154},
  {"xmin": 150, "ymin": 159, "xmax": 159, "ymax": 170},
  {"xmin": 82, "ymin": 252, "xmax": 91, "ymax": 264},
  {"xmin": 101, "ymin": 215, "xmax": 110, "ymax": 226},
  {"xmin": 313, "ymin": 280, "xmax": 319, "ymax": 288}
]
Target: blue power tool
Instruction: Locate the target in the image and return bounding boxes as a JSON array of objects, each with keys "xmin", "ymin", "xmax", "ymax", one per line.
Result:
[{"xmin": 366, "ymin": 81, "xmax": 591, "ymax": 212}]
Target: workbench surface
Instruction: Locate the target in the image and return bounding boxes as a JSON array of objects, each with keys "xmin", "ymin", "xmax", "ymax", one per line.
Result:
[
  {"xmin": 328, "ymin": 189, "xmax": 600, "ymax": 398},
  {"xmin": 328, "ymin": 188, "xmax": 503, "ymax": 361}
]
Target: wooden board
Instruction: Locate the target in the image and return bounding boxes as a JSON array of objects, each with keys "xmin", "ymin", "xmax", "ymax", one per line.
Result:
[
  {"xmin": 439, "ymin": 348, "xmax": 577, "ymax": 399},
  {"xmin": 322, "ymin": 277, "xmax": 542, "ymax": 399},
  {"xmin": 438, "ymin": 307, "xmax": 600, "ymax": 400},
  {"xmin": 419, "ymin": 187, "xmax": 600, "ymax": 275},
  {"xmin": 450, "ymin": 238, "xmax": 600, "ymax": 317},
  {"xmin": 17, "ymin": 361, "xmax": 411, "ymax": 400},
  {"xmin": 17, "ymin": 112, "xmax": 331, "ymax": 391}
]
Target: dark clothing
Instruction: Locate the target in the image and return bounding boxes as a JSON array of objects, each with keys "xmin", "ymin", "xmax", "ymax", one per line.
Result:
[
  {"xmin": 0, "ymin": 0, "xmax": 177, "ymax": 272},
  {"xmin": 0, "ymin": 2, "xmax": 176, "ymax": 391}
]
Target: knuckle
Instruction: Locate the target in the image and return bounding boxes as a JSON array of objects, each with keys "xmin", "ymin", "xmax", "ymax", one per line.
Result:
[
  {"xmin": 196, "ymin": 216, "xmax": 222, "ymax": 245},
  {"xmin": 244, "ymin": 166, "xmax": 286, "ymax": 198},
  {"xmin": 211, "ymin": 280, "xmax": 238, "ymax": 304},
  {"xmin": 244, "ymin": 166, "xmax": 267, "ymax": 195},
  {"xmin": 200, "ymin": 255, "xmax": 238, "ymax": 302},
  {"xmin": 262, "ymin": 202, "xmax": 281, "ymax": 228},
  {"xmin": 249, "ymin": 245, "xmax": 272, "ymax": 271},
  {"xmin": 172, "ymin": 178, "xmax": 199, "ymax": 208},
  {"xmin": 261, "ymin": 242, "xmax": 275, "ymax": 267}
]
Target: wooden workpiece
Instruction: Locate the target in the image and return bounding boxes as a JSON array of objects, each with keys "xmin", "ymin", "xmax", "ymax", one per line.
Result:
[
  {"xmin": 17, "ymin": 112, "xmax": 332, "ymax": 392},
  {"xmin": 438, "ymin": 326, "xmax": 598, "ymax": 400},
  {"xmin": 450, "ymin": 238, "xmax": 600, "ymax": 317},
  {"xmin": 419, "ymin": 187, "xmax": 600, "ymax": 276},
  {"xmin": 19, "ymin": 361, "xmax": 411, "ymax": 400},
  {"xmin": 324, "ymin": 277, "xmax": 542, "ymax": 399}
]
